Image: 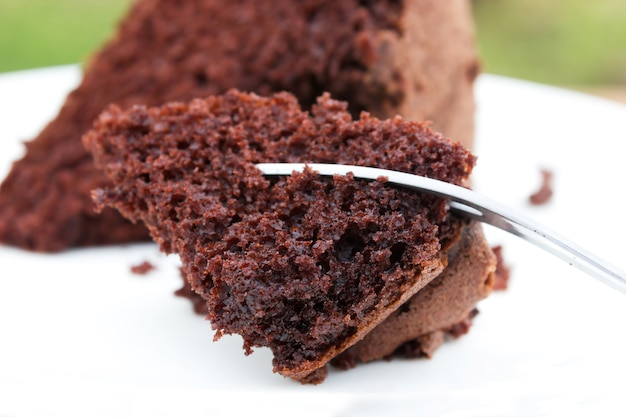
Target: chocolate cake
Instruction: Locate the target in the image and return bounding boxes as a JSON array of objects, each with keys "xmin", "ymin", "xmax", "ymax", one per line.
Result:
[
  {"xmin": 0, "ymin": 0, "xmax": 479, "ymax": 252},
  {"xmin": 173, "ymin": 224, "xmax": 496, "ymax": 373},
  {"xmin": 84, "ymin": 90, "xmax": 494, "ymax": 383}
]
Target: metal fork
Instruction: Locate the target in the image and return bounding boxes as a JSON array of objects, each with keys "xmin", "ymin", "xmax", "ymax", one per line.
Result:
[{"xmin": 256, "ymin": 163, "xmax": 626, "ymax": 296}]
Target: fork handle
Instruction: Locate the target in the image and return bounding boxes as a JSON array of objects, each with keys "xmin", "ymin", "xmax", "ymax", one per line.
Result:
[{"xmin": 450, "ymin": 200, "xmax": 626, "ymax": 295}]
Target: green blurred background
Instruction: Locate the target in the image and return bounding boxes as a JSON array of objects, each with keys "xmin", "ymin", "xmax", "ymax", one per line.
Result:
[{"xmin": 1, "ymin": 0, "xmax": 625, "ymax": 98}]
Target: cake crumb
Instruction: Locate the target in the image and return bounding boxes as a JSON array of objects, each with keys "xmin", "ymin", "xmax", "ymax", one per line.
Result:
[
  {"xmin": 529, "ymin": 168, "xmax": 554, "ymax": 205},
  {"xmin": 491, "ymin": 246, "xmax": 511, "ymax": 290},
  {"xmin": 130, "ymin": 261, "xmax": 155, "ymax": 275}
]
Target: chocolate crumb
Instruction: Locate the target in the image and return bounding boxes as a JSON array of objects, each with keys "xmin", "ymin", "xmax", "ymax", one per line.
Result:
[
  {"xmin": 491, "ymin": 246, "xmax": 511, "ymax": 290},
  {"xmin": 529, "ymin": 169, "xmax": 554, "ymax": 205},
  {"xmin": 130, "ymin": 261, "xmax": 155, "ymax": 275}
]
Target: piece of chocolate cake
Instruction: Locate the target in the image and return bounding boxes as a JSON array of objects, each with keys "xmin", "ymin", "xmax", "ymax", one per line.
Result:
[
  {"xmin": 84, "ymin": 90, "xmax": 494, "ymax": 383},
  {"xmin": 0, "ymin": 0, "xmax": 479, "ymax": 251}
]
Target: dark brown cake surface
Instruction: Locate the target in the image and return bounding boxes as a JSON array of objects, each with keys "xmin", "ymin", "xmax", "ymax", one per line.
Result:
[
  {"xmin": 175, "ymin": 221, "xmax": 496, "ymax": 369},
  {"xmin": 0, "ymin": 0, "xmax": 478, "ymax": 251},
  {"xmin": 84, "ymin": 90, "xmax": 475, "ymax": 381},
  {"xmin": 332, "ymin": 221, "xmax": 495, "ymax": 367}
]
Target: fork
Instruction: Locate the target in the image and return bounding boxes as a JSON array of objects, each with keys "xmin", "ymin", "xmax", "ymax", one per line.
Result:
[{"xmin": 256, "ymin": 163, "xmax": 626, "ymax": 296}]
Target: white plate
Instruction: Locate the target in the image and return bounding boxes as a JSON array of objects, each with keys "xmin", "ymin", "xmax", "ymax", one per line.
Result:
[{"xmin": 1, "ymin": 66, "xmax": 625, "ymax": 417}]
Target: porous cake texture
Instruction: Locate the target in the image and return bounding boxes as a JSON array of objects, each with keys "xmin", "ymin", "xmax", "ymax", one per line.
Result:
[
  {"xmin": 0, "ymin": 0, "xmax": 478, "ymax": 251},
  {"xmin": 84, "ymin": 90, "xmax": 493, "ymax": 383}
]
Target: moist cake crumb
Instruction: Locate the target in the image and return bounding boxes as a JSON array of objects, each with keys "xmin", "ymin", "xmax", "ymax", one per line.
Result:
[
  {"xmin": 84, "ymin": 90, "xmax": 483, "ymax": 383},
  {"xmin": 529, "ymin": 168, "xmax": 554, "ymax": 206},
  {"xmin": 130, "ymin": 260, "xmax": 156, "ymax": 275}
]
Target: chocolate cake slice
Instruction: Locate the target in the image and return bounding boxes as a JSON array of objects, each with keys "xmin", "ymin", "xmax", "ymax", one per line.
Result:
[
  {"xmin": 0, "ymin": 0, "xmax": 479, "ymax": 251},
  {"xmin": 173, "ymin": 219, "xmax": 496, "ymax": 383},
  {"xmin": 84, "ymin": 90, "xmax": 492, "ymax": 382}
]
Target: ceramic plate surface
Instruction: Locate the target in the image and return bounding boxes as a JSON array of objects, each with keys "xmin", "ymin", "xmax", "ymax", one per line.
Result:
[{"xmin": 1, "ymin": 66, "xmax": 625, "ymax": 417}]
